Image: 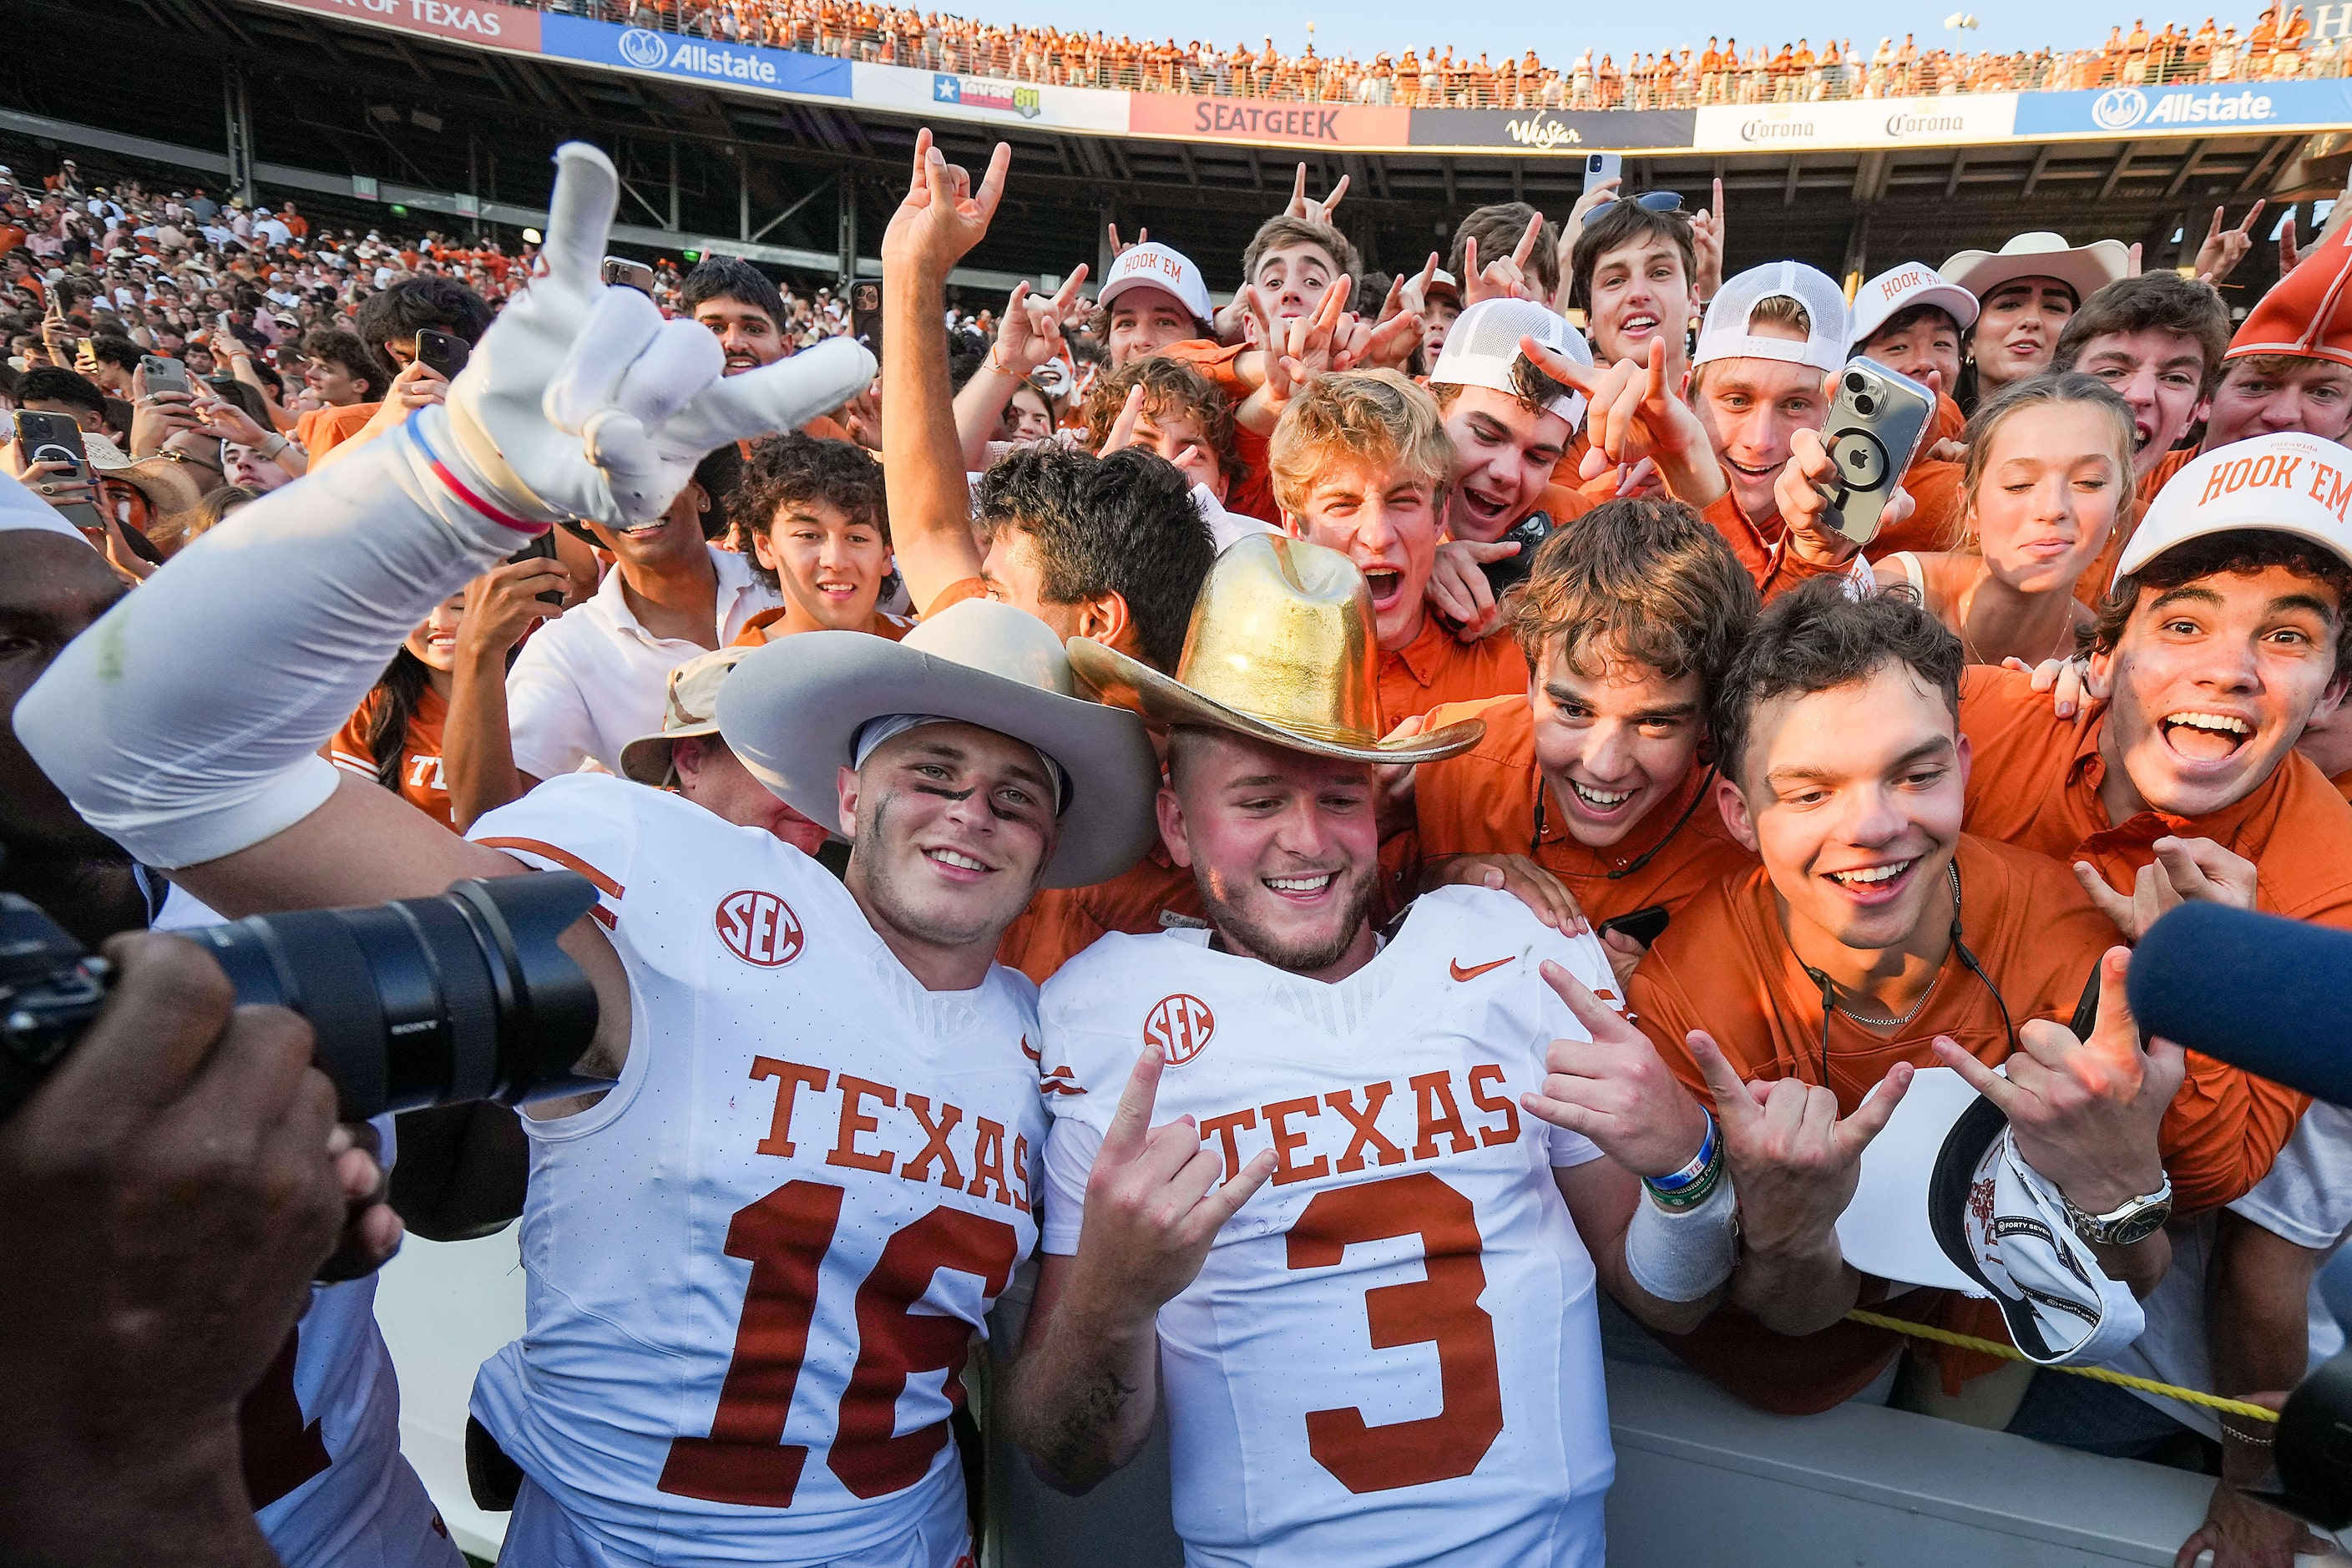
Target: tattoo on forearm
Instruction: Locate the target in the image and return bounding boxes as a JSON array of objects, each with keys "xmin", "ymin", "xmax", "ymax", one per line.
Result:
[{"xmin": 1040, "ymin": 1367, "xmax": 1140, "ymax": 1477}]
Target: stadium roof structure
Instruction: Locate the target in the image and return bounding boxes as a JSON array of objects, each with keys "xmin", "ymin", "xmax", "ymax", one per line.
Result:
[{"xmin": 16, "ymin": 0, "xmax": 2352, "ymax": 301}]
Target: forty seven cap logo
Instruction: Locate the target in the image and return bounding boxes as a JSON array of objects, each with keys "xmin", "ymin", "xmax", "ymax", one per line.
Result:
[
  {"xmin": 1144, "ymin": 994, "xmax": 1216, "ymax": 1065},
  {"xmin": 715, "ymin": 889, "xmax": 804, "ymax": 968}
]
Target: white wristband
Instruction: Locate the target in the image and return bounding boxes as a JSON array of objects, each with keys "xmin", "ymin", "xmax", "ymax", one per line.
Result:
[{"xmin": 1623, "ymin": 1170, "xmax": 1738, "ymax": 1303}]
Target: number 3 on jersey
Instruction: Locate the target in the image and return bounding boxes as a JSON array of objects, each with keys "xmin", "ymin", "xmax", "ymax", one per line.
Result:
[
  {"xmin": 1287, "ymin": 1171, "xmax": 1505, "ymax": 1494},
  {"xmin": 658, "ymin": 1180, "xmax": 1018, "ymax": 1508}
]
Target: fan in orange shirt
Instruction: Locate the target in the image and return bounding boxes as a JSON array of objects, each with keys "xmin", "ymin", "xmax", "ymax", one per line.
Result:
[
  {"xmin": 1267, "ymin": 370, "xmax": 1528, "ymax": 728},
  {"xmin": 727, "ymin": 434, "xmax": 910, "ymax": 646},
  {"xmin": 1629, "ymin": 579, "xmax": 2295, "ymax": 1415},
  {"xmin": 1409, "ymin": 497, "xmax": 1760, "ymax": 970}
]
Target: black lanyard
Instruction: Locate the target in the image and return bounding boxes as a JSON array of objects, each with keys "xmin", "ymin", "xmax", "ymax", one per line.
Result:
[{"xmin": 1531, "ymin": 764, "xmax": 1719, "ymax": 882}]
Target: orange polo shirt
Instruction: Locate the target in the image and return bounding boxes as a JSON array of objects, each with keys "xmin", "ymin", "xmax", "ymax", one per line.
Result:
[
  {"xmin": 1956, "ymin": 665, "xmax": 2352, "ymax": 930},
  {"xmin": 1696, "ymin": 491, "xmax": 1860, "ymax": 603},
  {"xmin": 1408, "ymin": 695, "xmax": 1754, "ymax": 928},
  {"xmin": 1631, "ymin": 832, "xmax": 2294, "ymax": 1412},
  {"xmin": 1877, "ymin": 456, "xmax": 1967, "ymax": 557},
  {"xmin": 995, "ymin": 844, "xmax": 1206, "ymax": 984},
  {"xmin": 2073, "ymin": 446, "xmax": 2198, "ymax": 610},
  {"xmin": 1378, "ymin": 613, "xmax": 1529, "ymax": 730},
  {"xmin": 297, "ymin": 401, "xmax": 377, "ymax": 459}
]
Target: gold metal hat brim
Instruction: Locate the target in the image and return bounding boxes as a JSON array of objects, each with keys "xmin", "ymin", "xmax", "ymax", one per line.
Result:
[{"xmin": 1067, "ymin": 638, "xmax": 1485, "ymax": 766}]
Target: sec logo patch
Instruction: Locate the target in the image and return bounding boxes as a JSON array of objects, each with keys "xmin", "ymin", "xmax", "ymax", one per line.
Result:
[
  {"xmin": 1144, "ymin": 993, "xmax": 1216, "ymax": 1065},
  {"xmin": 715, "ymin": 889, "xmax": 804, "ymax": 968}
]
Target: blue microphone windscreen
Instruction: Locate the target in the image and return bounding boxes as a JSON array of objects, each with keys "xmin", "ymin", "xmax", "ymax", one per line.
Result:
[{"xmin": 2131, "ymin": 903, "xmax": 2352, "ymax": 1106}]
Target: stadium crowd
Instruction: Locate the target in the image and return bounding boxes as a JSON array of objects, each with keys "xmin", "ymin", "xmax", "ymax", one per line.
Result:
[
  {"xmin": 556, "ymin": 0, "xmax": 2342, "ymax": 108},
  {"xmin": 7, "ymin": 109, "xmax": 2352, "ymax": 1568}
]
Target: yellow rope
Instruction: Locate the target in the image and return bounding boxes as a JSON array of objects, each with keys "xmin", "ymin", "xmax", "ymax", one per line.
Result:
[{"xmin": 1844, "ymin": 1308, "xmax": 2280, "ymax": 1424}]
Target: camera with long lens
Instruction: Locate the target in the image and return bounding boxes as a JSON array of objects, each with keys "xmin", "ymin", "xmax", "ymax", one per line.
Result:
[{"xmin": 0, "ymin": 872, "xmax": 603, "ymax": 1122}]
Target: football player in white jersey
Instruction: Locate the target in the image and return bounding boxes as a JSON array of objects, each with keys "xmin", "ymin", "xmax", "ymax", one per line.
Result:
[
  {"xmin": 19, "ymin": 139, "xmax": 1161, "ymax": 1568},
  {"xmin": 1005, "ymin": 533, "xmax": 1748, "ymax": 1565}
]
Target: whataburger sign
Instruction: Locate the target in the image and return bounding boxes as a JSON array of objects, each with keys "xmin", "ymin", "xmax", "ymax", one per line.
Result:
[{"xmin": 242, "ymin": 0, "xmax": 2352, "ymax": 154}]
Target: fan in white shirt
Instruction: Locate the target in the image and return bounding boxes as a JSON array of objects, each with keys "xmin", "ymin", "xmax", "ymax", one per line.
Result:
[{"xmin": 1004, "ymin": 535, "xmax": 1740, "ymax": 1566}]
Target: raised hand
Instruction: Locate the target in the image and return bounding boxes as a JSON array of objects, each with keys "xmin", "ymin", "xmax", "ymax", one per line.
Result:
[
  {"xmin": 1094, "ymin": 382, "xmax": 1149, "ymax": 457},
  {"xmin": 1692, "ymin": 176, "xmax": 1727, "ymax": 304},
  {"xmin": 1283, "ymin": 161, "xmax": 1348, "ymax": 225},
  {"xmin": 1252, "ymin": 276, "xmax": 1352, "ymax": 412},
  {"xmin": 1775, "ymin": 422, "xmax": 1914, "ymax": 565},
  {"xmin": 1528, "ymin": 334, "xmax": 1724, "ymax": 507},
  {"xmin": 883, "ymin": 125, "xmax": 1012, "ymax": 280},
  {"xmin": 2193, "ymin": 200, "xmax": 2265, "ymax": 286},
  {"xmin": 1935, "ymin": 946, "xmax": 2181, "ymax": 1215},
  {"xmin": 1524, "ymin": 960, "xmax": 1710, "ymax": 1176},
  {"xmin": 2280, "ymin": 212, "xmax": 2302, "ymax": 276},
  {"xmin": 1689, "ymin": 1032, "xmax": 1909, "ymax": 1260},
  {"xmin": 1075, "ymin": 1045, "xmax": 1277, "ymax": 1315},
  {"xmin": 2073, "ymin": 837, "xmax": 2258, "ymax": 943},
  {"xmin": 1106, "ymin": 222, "xmax": 1147, "ymax": 255},
  {"xmin": 992, "ymin": 265, "xmax": 1090, "ymax": 379},
  {"xmin": 1426, "ymin": 538, "xmax": 1515, "ymax": 640},
  {"xmin": 1463, "ymin": 212, "xmax": 1545, "ymax": 306},
  {"xmin": 436, "ymin": 141, "xmax": 875, "ymax": 529}
]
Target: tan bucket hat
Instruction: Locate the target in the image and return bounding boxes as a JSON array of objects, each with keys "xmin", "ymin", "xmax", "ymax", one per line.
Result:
[
  {"xmin": 620, "ymin": 645, "xmax": 754, "ymax": 786},
  {"xmin": 714, "ymin": 597, "xmax": 1158, "ymax": 889},
  {"xmin": 1066, "ymin": 534, "xmax": 1485, "ymax": 766}
]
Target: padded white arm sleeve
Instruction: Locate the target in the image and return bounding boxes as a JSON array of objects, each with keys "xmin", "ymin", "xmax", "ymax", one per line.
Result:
[
  {"xmin": 14, "ymin": 413, "xmax": 529, "ymax": 869},
  {"xmin": 1623, "ymin": 1175, "xmax": 1739, "ymax": 1304}
]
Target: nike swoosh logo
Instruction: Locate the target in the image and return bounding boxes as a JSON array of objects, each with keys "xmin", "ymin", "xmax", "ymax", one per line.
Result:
[{"xmin": 1449, "ymin": 957, "xmax": 1513, "ymax": 982}]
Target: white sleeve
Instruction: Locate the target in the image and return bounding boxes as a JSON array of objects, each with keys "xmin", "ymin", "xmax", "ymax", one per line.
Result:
[
  {"xmin": 16, "ymin": 421, "xmax": 534, "ymax": 869},
  {"xmin": 1038, "ymin": 1113, "xmax": 1104, "ymax": 1257},
  {"xmin": 503, "ymin": 633, "xmax": 599, "ymax": 782},
  {"xmin": 467, "ymin": 773, "xmax": 641, "ymax": 933},
  {"xmin": 2228, "ymin": 1103, "xmax": 2352, "ymax": 1252}
]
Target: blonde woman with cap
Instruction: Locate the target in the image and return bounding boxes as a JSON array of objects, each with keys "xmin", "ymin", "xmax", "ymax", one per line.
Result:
[
  {"xmin": 1940, "ymin": 231, "xmax": 2130, "ymax": 411},
  {"xmin": 1007, "ymin": 534, "xmax": 1737, "ymax": 1565}
]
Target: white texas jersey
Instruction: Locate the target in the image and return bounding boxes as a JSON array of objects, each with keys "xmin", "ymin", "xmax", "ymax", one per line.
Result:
[
  {"xmin": 468, "ymin": 775, "xmax": 1044, "ymax": 1565},
  {"xmin": 1036, "ymin": 887, "xmax": 1622, "ymax": 1567}
]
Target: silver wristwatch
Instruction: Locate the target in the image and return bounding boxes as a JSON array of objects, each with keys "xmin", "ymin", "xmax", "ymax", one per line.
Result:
[{"xmin": 2059, "ymin": 1174, "xmax": 2173, "ymax": 1247}]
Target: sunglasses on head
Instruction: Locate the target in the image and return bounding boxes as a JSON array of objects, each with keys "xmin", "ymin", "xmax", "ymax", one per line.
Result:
[{"xmin": 1619, "ymin": 191, "xmax": 1686, "ymax": 213}]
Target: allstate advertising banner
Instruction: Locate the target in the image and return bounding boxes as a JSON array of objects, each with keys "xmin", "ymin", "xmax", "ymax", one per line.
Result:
[
  {"xmin": 1692, "ymin": 94, "xmax": 2019, "ymax": 151},
  {"xmin": 1127, "ymin": 94, "xmax": 1414, "ymax": 149},
  {"xmin": 1409, "ymin": 106, "xmax": 1694, "ymax": 152},
  {"xmin": 2013, "ymin": 78, "xmax": 2352, "ymax": 137},
  {"xmin": 539, "ymin": 15, "xmax": 850, "ymax": 99},
  {"xmin": 849, "ymin": 61, "xmax": 1130, "ymax": 133}
]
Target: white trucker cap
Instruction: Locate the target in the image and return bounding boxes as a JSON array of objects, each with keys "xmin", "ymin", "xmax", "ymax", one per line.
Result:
[
  {"xmin": 1097, "ymin": 240, "xmax": 1215, "ymax": 327},
  {"xmin": 1849, "ymin": 261, "xmax": 1980, "ymax": 352},
  {"xmin": 1429, "ymin": 296, "xmax": 1591, "ymax": 428},
  {"xmin": 1695, "ymin": 260, "xmax": 1849, "ymax": 376},
  {"xmin": 2121, "ymin": 430, "xmax": 2352, "ymax": 584}
]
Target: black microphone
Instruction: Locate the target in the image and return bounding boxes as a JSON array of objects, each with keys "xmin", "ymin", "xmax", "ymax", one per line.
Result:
[{"xmin": 2129, "ymin": 903, "xmax": 2352, "ymax": 1106}]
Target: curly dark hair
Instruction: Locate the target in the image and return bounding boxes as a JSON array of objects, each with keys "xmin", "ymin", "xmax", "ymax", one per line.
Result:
[
  {"xmin": 2092, "ymin": 527, "xmax": 2352, "ymax": 684},
  {"xmin": 1080, "ymin": 356, "xmax": 1242, "ymax": 488},
  {"xmin": 1712, "ymin": 574, "xmax": 1965, "ymax": 787},
  {"xmin": 975, "ymin": 445, "xmax": 1214, "ymax": 674},
  {"xmin": 730, "ymin": 434, "xmax": 888, "ymax": 591}
]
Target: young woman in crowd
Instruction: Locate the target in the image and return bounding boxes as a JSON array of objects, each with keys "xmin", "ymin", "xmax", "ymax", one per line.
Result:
[
  {"xmin": 1873, "ymin": 372, "xmax": 2134, "ymax": 665},
  {"xmin": 327, "ymin": 555, "xmax": 569, "ymax": 830},
  {"xmin": 1941, "ymin": 233, "xmax": 2129, "ymax": 411}
]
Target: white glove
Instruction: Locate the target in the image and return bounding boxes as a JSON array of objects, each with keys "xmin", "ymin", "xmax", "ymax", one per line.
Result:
[{"xmin": 429, "ymin": 141, "xmax": 875, "ymax": 529}]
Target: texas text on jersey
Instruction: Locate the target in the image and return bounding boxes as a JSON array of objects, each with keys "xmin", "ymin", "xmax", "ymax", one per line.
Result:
[
  {"xmin": 466, "ymin": 775, "xmax": 1045, "ymax": 1565},
  {"xmin": 1036, "ymin": 887, "xmax": 1623, "ymax": 1565}
]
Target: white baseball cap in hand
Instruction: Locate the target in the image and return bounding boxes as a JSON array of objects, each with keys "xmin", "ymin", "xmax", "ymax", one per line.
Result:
[
  {"xmin": 1096, "ymin": 241, "xmax": 1215, "ymax": 329},
  {"xmin": 1429, "ymin": 297, "xmax": 1590, "ymax": 428},
  {"xmin": 1695, "ymin": 260, "xmax": 1849, "ymax": 377},
  {"xmin": 2118, "ymin": 430, "xmax": 2352, "ymax": 585},
  {"xmin": 1849, "ymin": 262, "xmax": 1980, "ymax": 352}
]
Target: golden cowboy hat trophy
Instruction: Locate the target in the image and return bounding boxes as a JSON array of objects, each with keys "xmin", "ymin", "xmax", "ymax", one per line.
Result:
[{"xmin": 1068, "ymin": 533, "xmax": 1485, "ymax": 764}]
